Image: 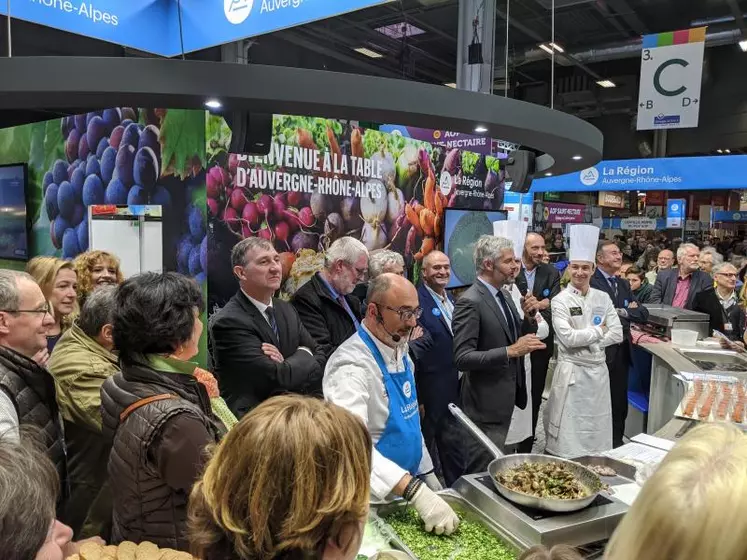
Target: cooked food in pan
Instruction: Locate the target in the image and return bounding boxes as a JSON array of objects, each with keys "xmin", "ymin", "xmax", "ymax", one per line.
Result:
[
  {"xmin": 589, "ymin": 464, "xmax": 617, "ymax": 477},
  {"xmin": 497, "ymin": 462, "xmax": 591, "ymax": 500}
]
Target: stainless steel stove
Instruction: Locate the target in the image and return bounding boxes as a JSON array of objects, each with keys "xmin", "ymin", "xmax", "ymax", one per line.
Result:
[{"xmin": 452, "ymin": 473, "xmax": 629, "ymax": 548}]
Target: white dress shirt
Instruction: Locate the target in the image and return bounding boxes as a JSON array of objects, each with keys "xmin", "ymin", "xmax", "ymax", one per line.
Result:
[
  {"xmin": 323, "ymin": 324, "xmax": 433, "ymax": 501},
  {"xmin": 241, "ymin": 289, "xmax": 312, "ymax": 356},
  {"xmin": 0, "ymin": 391, "xmax": 19, "ymax": 442}
]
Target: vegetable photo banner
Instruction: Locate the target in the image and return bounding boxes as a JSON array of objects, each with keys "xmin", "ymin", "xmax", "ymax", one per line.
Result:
[{"xmin": 205, "ymin": 115, "xmax": 507, "ymax": 310}]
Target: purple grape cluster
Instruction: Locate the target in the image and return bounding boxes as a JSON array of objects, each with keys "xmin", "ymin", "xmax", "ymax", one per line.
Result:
[
  {"xmin": 176, "ymin": 178, "xmax": 207, "ymax": 285},
  {"xmin": 46, "ymin": 108, "xmax": 171, "ymax": 260}
]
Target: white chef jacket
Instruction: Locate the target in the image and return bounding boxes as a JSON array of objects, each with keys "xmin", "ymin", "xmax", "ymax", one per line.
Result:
[
  {"xmin": 324, "ymin": 324, "xmax": 434, "ymax": 501},
  {"xmin": 545, "ymin": 284, "xmax": 623, "ymax": 458},
  {"xmin": 505, "ymin": 283, "xmax": 550, "ymax": 446}
]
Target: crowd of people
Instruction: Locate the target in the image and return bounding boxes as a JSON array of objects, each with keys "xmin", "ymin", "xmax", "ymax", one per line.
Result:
[{"xmin": 1, "ymin": 227, "xmax": 747, "ymax": 560}]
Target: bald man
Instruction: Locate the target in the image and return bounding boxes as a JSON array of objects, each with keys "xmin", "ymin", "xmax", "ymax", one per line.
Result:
[
  {"xmin": 325, "ymin": 273, "xmax": 460, "ymax": 534},
  {"xmin": 515, "ymin": 232, "xmax": 561, "ymax": 451},
  {"xmin": 410, "ymin": 251, "xmax": 463, "ymax": 485}
]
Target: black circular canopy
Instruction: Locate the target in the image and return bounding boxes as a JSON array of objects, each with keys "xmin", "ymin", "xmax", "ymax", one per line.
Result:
[{"xmin": 0, "ymin": 57, "xmax": 602, "ymax": 176}]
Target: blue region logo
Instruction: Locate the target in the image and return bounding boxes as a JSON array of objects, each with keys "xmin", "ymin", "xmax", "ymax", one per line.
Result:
[{"xmin": 654, "ymin": 114, "xmax": 681, "ymax": 126}]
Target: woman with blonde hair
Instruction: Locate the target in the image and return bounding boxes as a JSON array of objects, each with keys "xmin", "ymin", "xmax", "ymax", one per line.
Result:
[
  {"xmin": 73, "ymin": 250, "xmax": 124, "ymax": 306},
  {"xmin": 189, "ymin": 395, "xmax": 373, "ymax": 560},
  {"xmin": 26, "ymin": 256, "xmax": 78, "ymax": 354},
  {"xmin": 605, "ymin": 423, "xmax": 747, "ymax": 560}
]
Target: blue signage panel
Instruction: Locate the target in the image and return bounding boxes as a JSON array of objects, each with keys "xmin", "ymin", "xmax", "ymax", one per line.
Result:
[
  {"xmin": 167, "ymin": 0, "xmax": 393, "ymax": 54},
  {"xmin": 531, "ymin": 155, "xmax": 747, "ymax": 193},
  {"xmin": 712, "ymin": 211, "xmax": 747, "ymax": 223},
  {"xmin": 0, "ymin": 1, "xmax": 176, "ymax": 56},
  {"xmin": 666, "ymin": 199, "xmax": 685, "ymax": 228},
  {"xmin": 0, "ymin": 0, "xmax": 389, "ymax": 57}
]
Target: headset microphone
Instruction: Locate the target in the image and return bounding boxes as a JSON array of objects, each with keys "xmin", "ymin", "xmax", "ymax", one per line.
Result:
[{"xmin": 377, "ymin": 310, "xmax": 402, "ymax": 343}]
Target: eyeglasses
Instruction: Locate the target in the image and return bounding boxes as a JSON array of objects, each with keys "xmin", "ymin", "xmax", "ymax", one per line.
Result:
[
  {"xmin": 345, "ymin": 262, "xmax": 368, "ymax": 281},
  {"xmin": 375, "ymin": 303, "xmax": 423, "ymax": 322},
  {"xmin": 0, "ymin": 301, "xmax": 50, "ymax": 315},
  {"xmin": 717, "ymin": 273, "xmax": 737, "ymax": 278}
]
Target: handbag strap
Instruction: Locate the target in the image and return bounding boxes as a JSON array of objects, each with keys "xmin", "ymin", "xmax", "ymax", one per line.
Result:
[{"xmin": 119, "ymin": 394, "xmax": 177, "ymax": 423}]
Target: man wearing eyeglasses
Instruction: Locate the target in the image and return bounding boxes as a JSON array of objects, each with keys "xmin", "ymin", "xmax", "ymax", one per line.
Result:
[
  {"xmin": 714, "ymin": 263, "xmax": 745, "ymax": 345},
  {"xmin": 0, "ymin": 270, "xmax": 65, "ymax": 501},
  {"xmin": 324, "ymin": 273, "xmax": 460, "ymax": 536},
  {"xmin": 292, "ymin": 237, "xmax": 368, "ymax": 370}
]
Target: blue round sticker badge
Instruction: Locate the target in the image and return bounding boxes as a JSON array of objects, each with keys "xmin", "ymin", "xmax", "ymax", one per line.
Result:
[
  {"xmin": 432, "ymin": 307, "xmax": 441, "ymax": 317},
  {"xmin": 624, "ymin": 299, "xmax": 629, "ymax": 308},
  {"xmin": 593, "ymin": 316, "xmax": 603, "ymax": 326},
  {"xmin": 542, "ymin": 288, "xmax": 550, "ymax": 297}
]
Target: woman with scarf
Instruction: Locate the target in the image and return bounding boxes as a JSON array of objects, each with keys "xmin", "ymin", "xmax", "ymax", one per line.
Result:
[{"xmin": 100, "ymin": 272, "xmax": 236, "ymax": 551}]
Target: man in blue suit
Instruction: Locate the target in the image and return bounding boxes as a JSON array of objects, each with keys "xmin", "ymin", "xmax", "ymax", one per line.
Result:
[
  {"xmin": 591, "ymin": 240, "xmax": 650, "ymax": 447},
  {"xmin": 410, "ymin": 251, "xmax": 462, "ymax": 485}
]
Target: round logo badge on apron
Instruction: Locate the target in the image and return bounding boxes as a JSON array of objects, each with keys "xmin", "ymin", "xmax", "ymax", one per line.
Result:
[
  {"xmin": 593, "ymin": 316, "xmax": 603, "ymax": 326},
  {"xmin": 432, "ymin": 307, "xmax": 441, "ymax": 317},
  {"xmin": 403, "ymin": 381, "xmax": 412, "ymax": 398}
]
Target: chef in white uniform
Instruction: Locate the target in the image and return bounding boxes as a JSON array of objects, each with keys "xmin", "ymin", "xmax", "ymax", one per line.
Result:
[
  {"xmin": 493, "ymin": 220, "xmax": 550, "ymax": 448},
  {"xmin": 545, "ymin": 224, "xmax": 623, "ymax": 458},
  {"xmin": 324, "ymin": 272, "xmax": 460, "ymax": 535}
]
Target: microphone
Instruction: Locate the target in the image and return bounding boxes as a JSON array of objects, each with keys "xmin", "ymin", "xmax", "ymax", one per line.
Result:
[{"xmin": 377, "ymin": 311, "xmax": 402, "ymax": 343}]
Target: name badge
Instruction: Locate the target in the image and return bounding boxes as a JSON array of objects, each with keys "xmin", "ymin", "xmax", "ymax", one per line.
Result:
[
  {"xmin": 624, "ymin": 299, "xmax": 629, "ymax": 308},
  {"xmin": 543, "ymin": 288, "xmax": 550, "ymax": 297},
  {"xmin": 570, "ymin": 307, "xmax": 583, "ymax": 316},
  {"xmin": 725, "ymin": 322, "xmax": 733, "ymax": 332},
  {"xmin": 432, "ymin": 307, "xmax": 441, "ymax": 317}
]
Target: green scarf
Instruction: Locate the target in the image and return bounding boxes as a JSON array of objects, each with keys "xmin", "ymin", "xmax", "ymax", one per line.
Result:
[{"xmin": 147, "ymin": 355, "xmax": 237, "ymax": 430}]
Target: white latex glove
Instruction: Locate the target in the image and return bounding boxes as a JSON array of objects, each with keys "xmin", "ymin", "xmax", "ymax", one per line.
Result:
[
  {"xmin": 410, "ymin": 484, "xmax": 460, "ymax": 536},
  {"xmin": 423, "ymin": 472, "xmax": 443, "ymax": 491}
]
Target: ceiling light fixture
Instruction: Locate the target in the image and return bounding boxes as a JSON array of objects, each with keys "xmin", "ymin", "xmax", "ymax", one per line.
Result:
[
  {"xmin": 538, "ymin": 43, "xmax": 554, "ymax": 55},
  {"xmin": 549, "ymin": 42, "xmax": 565, "ymax": 53},
  {"xmin": 545, "ymin": 172, "xmax": 553, "ymax": 176},
  {"xmin": 539, "ymin": 42, "xmax": 565, "ymax": 54},
  {"xmin": 596, "ymin": 79, "xmax": 617, "ymax": 88},
  {"xmin": 204, "ymin": 99, "xmax": 222, "ymax": 109},
  {"xmin": 474, "ymin": 125, "xmax": 488, "ymax": 133},
  {"xmin": 444, "ymin": 82, "xmax": 457, "ymax": 88},
  {"xmin": 717, "ymin": 149, "xmax": 724, "ymax": 154},
  {"xmin": 740, "ymin": 40, "xmax": 747, "ymax": 52},
  {"xmin": 725, "ymin": 148, "xmax": 732, "ymax": 153},
  {"xmin": 376, "ymin": 22, "xmax": 425, "ymax": 39},
  {"xmin": 353, "ymin": 47, "xmax": 384, "ymax": 59},
  {"xmin": 572, "ymin": 155, "xmax": 582, "ymax": 160}
]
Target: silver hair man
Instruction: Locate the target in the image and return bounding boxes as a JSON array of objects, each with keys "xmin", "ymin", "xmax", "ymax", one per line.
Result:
[
  {"xmin": 474, "ymin": 235, "xmax": 514, "ymax": 273},
  {"xmin": 324, "ymin": 236, "xmax": 368, "ymax": 268}
]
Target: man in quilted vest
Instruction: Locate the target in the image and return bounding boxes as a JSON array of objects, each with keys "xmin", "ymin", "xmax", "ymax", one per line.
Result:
[{"xmin": 0, "ymin": 269, "xmax": 67, "ymax": 512}]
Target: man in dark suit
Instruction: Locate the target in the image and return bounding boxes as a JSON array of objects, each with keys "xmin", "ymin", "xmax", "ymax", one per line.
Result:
[
  {"xmin": 410, "ymin": 251, "xmax": 462, "ymax": 485},
  {"xmin": 211, "ymin": 237, "xmax": 323, "ymax": 418},
  {"xmin": 592, "ymin": 240, "xmax": 650, "ymax": 447},
  {"xmin": 453, "ymin": 235, "xmax": 545, "ymax": 473},
  {"xmin": 515, "ymin": 232, "xmax": 561, "ymax": 451},
  {"xmin": 650, "ymin": 243, "xmax": 713, "ymax": 308},
  {"xmin": 292, "ymin": 237, "xmax": 368, "ymax": 369}
]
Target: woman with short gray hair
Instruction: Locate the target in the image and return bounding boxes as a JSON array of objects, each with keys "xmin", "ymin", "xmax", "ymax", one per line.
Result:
[{"xmin": 368, "ymin": 249, "xmax": 405, "ymax": 279}]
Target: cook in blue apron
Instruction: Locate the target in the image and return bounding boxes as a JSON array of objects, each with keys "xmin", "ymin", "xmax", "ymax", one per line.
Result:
[{"xmin": 358, "ymin": 326, "xmax": 422, "ymax": 473}]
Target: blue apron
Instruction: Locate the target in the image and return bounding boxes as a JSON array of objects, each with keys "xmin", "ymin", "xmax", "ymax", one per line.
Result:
[{"xmin": 358, "ymin": 327, "xmax": 423, "ymax": 474}]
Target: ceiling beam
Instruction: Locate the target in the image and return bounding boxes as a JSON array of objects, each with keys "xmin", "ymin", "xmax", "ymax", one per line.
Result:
[
  {"xmin": 726, "ymin": 0, "xmax": 747, "ymax": 39},
  {"xmin": 603, "ymin": 0, "xmax": 649, "ymax": 35}
]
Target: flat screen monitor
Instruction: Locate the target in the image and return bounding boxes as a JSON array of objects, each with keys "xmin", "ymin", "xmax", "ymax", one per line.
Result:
[
  {"xmin": 443, "ymin": 208, "xmax": 506, "ymax": 289},
  {"xmin": 0, "ymin": 163, "xmax": 28, "ymax": 261}
]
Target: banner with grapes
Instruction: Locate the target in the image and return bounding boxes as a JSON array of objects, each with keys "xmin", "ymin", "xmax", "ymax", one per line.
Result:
[
  {"xmin": 205, "ymin": 114, "xmax": 506, "ymax": 312},
  {"xmin": 0, "ymin": 107, "xmax": 209, "ymax": 364}
]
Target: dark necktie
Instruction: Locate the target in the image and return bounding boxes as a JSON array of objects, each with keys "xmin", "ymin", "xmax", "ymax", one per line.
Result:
[
  {"xmin": 496, "ymin": 289, "xmax": 527, "ymax": 410},
  {"xmin": 496, "ymin": 290, "xmax": 518, "ymax": 341},
  {"xmin": 608, "ymin": 276, "xmax": 618, "ymax": 300},
  {"xmin": 265, "ymin": 307, "xmax": 279, "ymax": 337}
]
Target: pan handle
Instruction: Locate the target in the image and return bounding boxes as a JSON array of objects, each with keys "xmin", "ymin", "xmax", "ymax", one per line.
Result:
[{"xmin": 448, "ymin": 403, "xmax": 505, "ymax": 460}]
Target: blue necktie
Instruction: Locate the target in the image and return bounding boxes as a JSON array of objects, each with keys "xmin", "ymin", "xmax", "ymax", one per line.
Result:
[{"xmin": 265, "ymin": 307, "xmax": 279, "ymax": 337}]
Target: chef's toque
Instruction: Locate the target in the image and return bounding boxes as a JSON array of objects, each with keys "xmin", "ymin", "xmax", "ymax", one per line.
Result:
[
  {"xmin": 493, "ymin": 220, "xmax": 528, "ymax": 260},
  {"xmin": 568, "ymin": 224, "xmax": 600, "ymax": 263}
]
